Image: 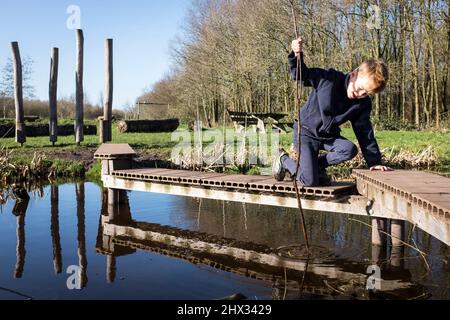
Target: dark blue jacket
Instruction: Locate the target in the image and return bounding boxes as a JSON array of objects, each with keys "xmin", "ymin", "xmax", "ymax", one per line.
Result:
[{"xmin": 289, "ymin": 51, "xmax": 382, "ymax": 167}]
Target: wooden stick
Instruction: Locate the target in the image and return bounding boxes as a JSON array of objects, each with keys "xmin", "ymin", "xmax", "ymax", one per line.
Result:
[{"xmin": 289, "ymin": 0, "xmax": 309, "ymax": 253}]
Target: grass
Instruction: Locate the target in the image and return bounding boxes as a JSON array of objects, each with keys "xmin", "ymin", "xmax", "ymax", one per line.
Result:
[
  {"xmin": 340, "ymin": 128, "xmax": 450, "ymax": 162},
  {"xmin": 0, "ymin": 122, "xmax": 178, "ymax": 154},
  {"xmin": 86, "ymin": 159, "xmax": 102, "ymax": 182},
  {"xmin": 341, "ymin": 128, "xmax": 450, "ymax": 175},
  {"xmin": 1, "ymin": 123, "xmax": 449, "ymax": 181},
  {"xmin": 1, "ymin": 153, "xmax": 85, "ymax": 183},
  {"xmin": 2, "ymin": 123, "xmax": 448, "ymax": 158}
]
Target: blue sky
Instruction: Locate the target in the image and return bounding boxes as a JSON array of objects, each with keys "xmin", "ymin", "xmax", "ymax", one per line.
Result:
[{"xmin": 0, "ymin": 0, "xmax": 190, "ymax": 109}]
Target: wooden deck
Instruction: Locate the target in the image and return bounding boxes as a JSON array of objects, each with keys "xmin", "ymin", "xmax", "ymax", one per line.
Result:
[
  {"xmin": 353, "ymin": 169, "xmax": 450, "ymax": 218},
  {"xmin": 111, "ymin": 168, "xmax": 355, "ymax": 197},
  {"xmin": 95, "ymin": 144, "xmax": 450, "ymax": 246}
]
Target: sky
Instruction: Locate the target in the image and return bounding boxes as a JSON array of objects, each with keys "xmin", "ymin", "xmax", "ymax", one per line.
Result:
[{"xmin": 0, "ymin": 0, "xmax": 191, "ymax": 110}]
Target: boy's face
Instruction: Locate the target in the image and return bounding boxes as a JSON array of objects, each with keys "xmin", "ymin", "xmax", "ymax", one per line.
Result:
[{"xmin": 347, "ymin": 68, "xmax": 377, "ymax": 100}]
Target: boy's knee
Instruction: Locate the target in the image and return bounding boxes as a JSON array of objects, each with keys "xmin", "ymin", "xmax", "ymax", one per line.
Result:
[
  {"xmin": 341, "ymin": 143, "xmax": 358, "ymax": 160},
  {"xmin": 348, "ymin": 143, "xmax": 358, "ymax": 159},
  {"xmin": 298, "ymin": 173, "xmax": 318, "ymax": 187}
]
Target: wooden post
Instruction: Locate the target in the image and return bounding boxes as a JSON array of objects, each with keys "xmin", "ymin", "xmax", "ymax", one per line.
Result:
[
  {"xmin": 11, "ymin": 42, "xmax": 26, "ymax": 145},
  {"xmin": 390, "ymin": 219, "xmax": 405, "ymax": 247},
  {"xmin": 107, "ymin": 188, "xmax": 117, "ymax": 221},
  {"xmin": 106, "ymin": 255, "xmax": 116, "ymax": 283},
  {"xmin": 98, "ymin": 116, "xmax": 104, "ymax": 142},
  {"xmin": 49, "ymin": 48, "xmax": 59, "ymax": 146},
  {"xmin": 371, "ymin": 217, "xmax": 387, "ymax": 247},
  {"xmin": 102, "ymin": 39, "xmax": 113, "ymax": 143},
  {"xmin": 75, "ymin": 29, "xmax": 84, "ymax": 145},
  {"xmin": 12, "ymin": 197, "xmax": 29, "ymax": 278},
  {"xmin": 390, "ymin": 246, "xmax": 405, "ymax": 268},
  {"xmin": 371, "ymin": 244, "xmax": 386, "ymax": 265},
  {"xmin": 50, "ymin": 185, "xmax": 62, "ymax": 274},
  {"xmin": 76, "ymin": 182, "xmax": 88, "ymax": 288}
]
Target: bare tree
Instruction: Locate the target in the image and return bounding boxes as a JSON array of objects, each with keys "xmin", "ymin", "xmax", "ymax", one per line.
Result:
[{"xmin": 140, "ymin": 0, "xmax": 449, "ymax": 129}]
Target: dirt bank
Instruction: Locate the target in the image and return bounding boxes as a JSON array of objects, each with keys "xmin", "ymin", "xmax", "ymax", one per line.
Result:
[{"xmin": 11, "ymin": 147, "xmax": 170, "ymax": 172}]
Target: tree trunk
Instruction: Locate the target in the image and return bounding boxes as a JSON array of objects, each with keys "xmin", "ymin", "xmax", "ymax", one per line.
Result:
[{"xmin": 407, "ymin": 13, "xmax": 420, "ymax": 127}]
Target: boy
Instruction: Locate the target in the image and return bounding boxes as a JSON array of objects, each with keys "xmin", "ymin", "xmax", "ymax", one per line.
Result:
[{"xmin": 273, "ymin": 37, "xmax": 391, "ymax": 186}]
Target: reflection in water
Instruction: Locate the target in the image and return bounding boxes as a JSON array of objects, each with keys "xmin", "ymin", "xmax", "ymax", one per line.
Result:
[
  {"xmin": 97, "ymin": 188, "xmax": 135, "ymax": 283},
  {"xmin": 371, "ymin": 244, "xmax": 387, "ymax": 266},
  {"xmin": 98, "ymin": 192, "xmax": 428, "ymax": 300},
  {"xmin": 76, "ymin": 182, "xmax": 88, "ymax": 288},
  {"xmin": 0, "ymin": 182, "xmax": 447, "ymax": 299},
  {"xmin": 390, "ymin": 246, "xmax": 405, "ymax": 269},
  {"xmin": 50, "ymin": 185, "xmax": 62, "ymax": 274},
  {"xmin": 12, "ymin": 197, "xmax": 29, "ymax": 279}
]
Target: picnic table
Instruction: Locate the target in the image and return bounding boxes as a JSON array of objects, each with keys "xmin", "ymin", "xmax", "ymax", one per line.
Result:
[{"xmin": 226, "ymin": 109, "xmax": 292, "ymax": 133}]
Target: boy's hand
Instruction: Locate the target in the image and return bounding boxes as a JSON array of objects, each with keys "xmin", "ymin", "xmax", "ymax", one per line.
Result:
[
  {"xmin": 292, "ymin": 37, "xmax": 303, "ymax": 56},
  {"xmin": 370, "ymin": 165, "xmax": 393, "ymax": 172}
]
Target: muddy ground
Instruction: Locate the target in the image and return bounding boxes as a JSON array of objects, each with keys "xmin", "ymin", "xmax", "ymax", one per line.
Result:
[{"xmin": 12, "ymin": 147, "xmax": 170, "ymax": 172}]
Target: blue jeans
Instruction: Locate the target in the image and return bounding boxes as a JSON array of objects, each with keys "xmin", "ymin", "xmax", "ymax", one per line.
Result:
[{"xmin": 283, "ymin": 124, "xmax": 357, "ymax": 186}]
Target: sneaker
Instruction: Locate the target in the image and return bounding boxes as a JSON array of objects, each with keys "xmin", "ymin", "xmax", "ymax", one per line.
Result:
[
  {"xmin": 318, "ymin": 167, "xmax": 332, "ymax": 186},
  {"xmin": 272, "ymin": 150, "xmax": 288, "ymax": 181}
]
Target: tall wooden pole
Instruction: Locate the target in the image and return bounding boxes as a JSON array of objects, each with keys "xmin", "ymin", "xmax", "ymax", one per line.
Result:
[
  {"xmin": 12, "ymin": 197, "xmax": 29, "ymax": 278},
  {"xmin": 75, "ymin": 29, "xmax": 84, "ymax": 145},
  {"xmin": 50, "ymin": 185, "xmax": 62, "ymax": 274},
  {"xmin": 11, "ymin": 42, "xmax": 26, "ymax": 145},
  {"xmin": 49, "ymin": 48, "xmax": 59, "ymax": 146},
  {"xmin": 76, "ymin": 182, "xmax": 88, "ymax": 288},
  {"xmin": 102, "ymin": 38, "xmax": 113, "ymax": 142}
]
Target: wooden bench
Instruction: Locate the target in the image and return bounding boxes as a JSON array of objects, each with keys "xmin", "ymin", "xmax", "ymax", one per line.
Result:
[{"xmin": 24, "ymin": 115, "xmax": 40, "ymax": 122}]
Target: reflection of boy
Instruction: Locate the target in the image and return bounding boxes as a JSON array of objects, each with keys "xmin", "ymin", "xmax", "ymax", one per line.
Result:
[{"xmin": 273, "ymin": 37, "xmax": 391, "ymax": 186}]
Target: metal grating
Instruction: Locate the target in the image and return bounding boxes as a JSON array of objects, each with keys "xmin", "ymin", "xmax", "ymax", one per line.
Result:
[{"xmin": 111, "ymin": 168, "xmax": 355, "ymax": 198}]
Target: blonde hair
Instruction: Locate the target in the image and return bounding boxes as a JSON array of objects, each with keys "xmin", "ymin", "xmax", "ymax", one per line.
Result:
[{"xmin": 359, "ymin": 59, "xmax": 389, "ymax": 93}]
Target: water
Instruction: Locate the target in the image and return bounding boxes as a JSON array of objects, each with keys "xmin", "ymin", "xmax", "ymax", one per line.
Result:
[{"xmin": 0, "ymin": 181, "xmax": 448, "ymax": 300}]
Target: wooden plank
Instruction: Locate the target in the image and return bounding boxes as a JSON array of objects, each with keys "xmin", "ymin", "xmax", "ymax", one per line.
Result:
[
  {"xmin": 103, "ymin": 175, "xmax": 375, "ymax": 216},
  {"xmin": 111, "ymin": 168, "xmax": 354, "ymax": 198},
  {"xmin": 94, "ymin": 144, "xmax": 137, "ymax": 159},
  {"xmin": 353, "ymin": 169, "xmax": 450, "ymax": 217}
]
